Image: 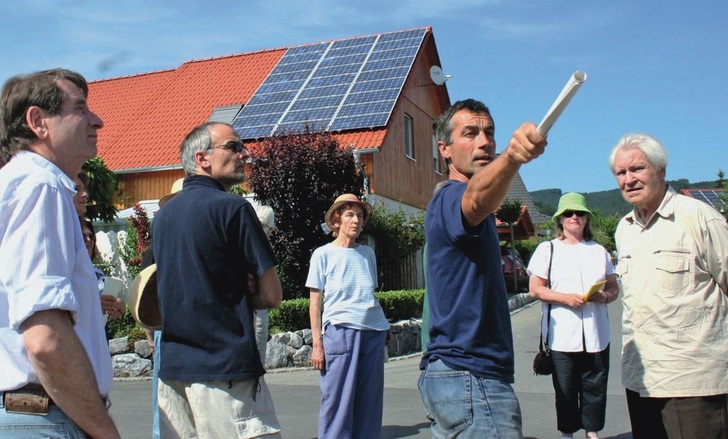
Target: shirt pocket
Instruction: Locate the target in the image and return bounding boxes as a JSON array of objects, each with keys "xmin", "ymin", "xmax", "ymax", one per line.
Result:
[{"xmin": 652, "ymin": 249, "xmax": 692, "ymax": 295}]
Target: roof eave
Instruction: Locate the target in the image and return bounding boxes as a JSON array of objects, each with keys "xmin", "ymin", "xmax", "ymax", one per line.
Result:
[{"xmin": 115, "ymin": 165, "xmax": 183, "ymax": 174}]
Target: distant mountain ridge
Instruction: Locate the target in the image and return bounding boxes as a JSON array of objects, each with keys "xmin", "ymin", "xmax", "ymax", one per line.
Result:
[{"xmin": 530, "ymin": 179, "xmax": 721, "ymax": 217}]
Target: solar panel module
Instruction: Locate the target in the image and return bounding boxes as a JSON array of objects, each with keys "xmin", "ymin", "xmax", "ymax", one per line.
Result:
[{"xmin": 232, "ymin": 28, "xmax": 427, "ymax": 140}]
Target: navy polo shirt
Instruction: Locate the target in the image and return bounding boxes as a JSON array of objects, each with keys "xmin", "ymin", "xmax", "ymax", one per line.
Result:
[{"xmin": 153, "ymin": 175, "xmax": 277, "ymax": 382}]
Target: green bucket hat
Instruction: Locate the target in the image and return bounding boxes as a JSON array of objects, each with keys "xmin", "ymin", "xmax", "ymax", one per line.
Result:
[{"xmin": 552, "ymin": 192, "xmax": 592, "ymax": 221}]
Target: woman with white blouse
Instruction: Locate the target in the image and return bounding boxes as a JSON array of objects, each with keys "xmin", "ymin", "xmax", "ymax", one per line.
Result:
[
  {"xmin": 527, "ymin": 193, "xmax": 620, "ymax": 439},
  {"xmin": 306, "ymin": 194, "xmax": 390, "ymax": 439}
]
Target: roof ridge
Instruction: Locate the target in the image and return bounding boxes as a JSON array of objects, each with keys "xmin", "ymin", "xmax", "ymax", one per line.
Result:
[
  {"xmin": 285, "ymin": 25, "xmax": 432, "ymax": 49},
  {"xmin": 89, "ymin": 68, "xmax": 177, "ymax": 84}
]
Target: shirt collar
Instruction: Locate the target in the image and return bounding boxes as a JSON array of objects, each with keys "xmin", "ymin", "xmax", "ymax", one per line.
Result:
[
  {"xmin": 625, "ymin": 184, "xmax": 676, "ymax": 228},
  {"xmin": 13, "ymin": 150, "xmax": 76, "ymax": 192}
]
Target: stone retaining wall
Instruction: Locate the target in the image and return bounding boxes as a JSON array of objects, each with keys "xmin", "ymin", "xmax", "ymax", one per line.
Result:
[{"xmin": 109, "ymin": 293, "xmax": 535, "ymax": 377}]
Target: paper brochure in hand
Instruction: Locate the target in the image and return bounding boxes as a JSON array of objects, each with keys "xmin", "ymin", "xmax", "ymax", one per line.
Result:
[{"xmin": 583, "ymin": 280, "xmax": 607, "ymax": 301}]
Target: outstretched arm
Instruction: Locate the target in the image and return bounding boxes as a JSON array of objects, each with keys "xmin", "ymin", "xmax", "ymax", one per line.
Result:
[{"xmin": 462, "ymin": 122, "xmax": 546, "ymax": 227}]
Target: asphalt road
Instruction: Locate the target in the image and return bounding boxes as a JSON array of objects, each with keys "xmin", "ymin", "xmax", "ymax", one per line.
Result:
[{"xmin": 109, "ymin": 299, "xmax": 633, "ymax": 438}]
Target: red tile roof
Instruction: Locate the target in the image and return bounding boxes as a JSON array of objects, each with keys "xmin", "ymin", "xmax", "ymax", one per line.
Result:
[
  {"xmin": 88, "ymin": 27, "xmax": 431, "ymax": 172},
  {"xmin": 88, "ymin": 49, "xmax": 286, "ymax": 171}
]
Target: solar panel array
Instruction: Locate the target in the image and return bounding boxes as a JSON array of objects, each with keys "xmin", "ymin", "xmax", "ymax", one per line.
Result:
[
  {"xmin": 685, "ymin": 188, "xmax": 727, "ymax": 211},
  {"xmin": 232, "ymin": 28, "xmax": 427, "ymax": 140}
]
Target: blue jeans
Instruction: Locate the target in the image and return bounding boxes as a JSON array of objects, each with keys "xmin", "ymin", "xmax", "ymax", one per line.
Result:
[
  {"xmin": 418, "ymin": 359, "xmax": 522, "ymax": 438},
  {"xmin": 0, "ymin": 394, "xmax": 88, "ymax": 438}
]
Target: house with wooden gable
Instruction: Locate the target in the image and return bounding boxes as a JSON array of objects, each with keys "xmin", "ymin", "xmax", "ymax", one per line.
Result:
[
  {"xmin": 89, "ymin": 27, "xmax": 450, "ymax": 214},
  {"xmin": 89, "ymin": 26, "xmax": 542, "ymax": 243}
]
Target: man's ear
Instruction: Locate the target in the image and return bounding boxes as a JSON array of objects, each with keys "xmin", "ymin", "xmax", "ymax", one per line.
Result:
[
  {"xmin": 25, "ymin": 106, "xmax": 48, "ymax": 139},
  {"xmin": 438, "ymin": 140, "xmax": 451, "ymax": 161},
  {"xmin": 194, "ymin": 150, "xmax": 211, "ymax": 169}
]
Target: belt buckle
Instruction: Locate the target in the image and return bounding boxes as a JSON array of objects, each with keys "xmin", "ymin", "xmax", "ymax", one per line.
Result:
[{"xmin": 3, "ymin": 385, "xmax": 50, "ymax": 416}]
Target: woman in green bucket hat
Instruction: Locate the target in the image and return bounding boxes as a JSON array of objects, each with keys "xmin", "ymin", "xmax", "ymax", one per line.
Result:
[{"xmin": 527, "ymin": 192, "xmax": 620, "ymax": 439}]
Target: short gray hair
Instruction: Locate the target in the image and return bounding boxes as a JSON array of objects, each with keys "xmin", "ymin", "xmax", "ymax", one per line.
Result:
[
  {"xmin": 179, "ymin": 122, "xmax": 222, "ymax": 175},
  {"xmin": 608, "ymin": 133, "xmax": 668, "ymax": 174},
  {"xmin": 254, "ymin": 205, "xmax": 275, "ymax": 234}
]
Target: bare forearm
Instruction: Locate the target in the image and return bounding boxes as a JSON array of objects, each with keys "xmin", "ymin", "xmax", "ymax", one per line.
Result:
[
  {"xmin": 463, "ymin": 155, "xmax": 522, "ymax": 224},
  {"xmin": 529, "ymin": 276, "xmax": 584, "ymax": 307},
  {"xmin": 251, "ymin": 267, "xmax": 282, "ymax": 309},
  {"xmin": 308, "ymin": 291, "xmax": 325, "ymax": 370},
  {"xmin": 462, "ymin": 122, "xmax": 546, "ymax": 226},
  {"xmin": 23, "ymin": 310, "xmax": 120, "ymax": 439},
  {"xmin": 309, "ymin": 291, "xmax": 323, "ymax": 340},
  {"xmin": 603, "ymin": 275, "xmax": 620, "ymax": 303}
]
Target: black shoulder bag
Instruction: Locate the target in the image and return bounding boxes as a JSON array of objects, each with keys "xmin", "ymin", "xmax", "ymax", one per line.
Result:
[{"xmin": 533, "ymin": 242, "xmax": 554, "ymax": 376}]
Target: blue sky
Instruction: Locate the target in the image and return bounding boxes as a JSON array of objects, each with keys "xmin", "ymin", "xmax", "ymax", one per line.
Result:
[{"xmin": 2, "ymin": 0, "xmax": 726, "ymax": 193}]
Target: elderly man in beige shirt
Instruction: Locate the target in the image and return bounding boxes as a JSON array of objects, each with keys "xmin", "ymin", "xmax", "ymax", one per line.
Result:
[{"xmin": 610, "ymin": 133, "xmax": 728, "ymax": 439}]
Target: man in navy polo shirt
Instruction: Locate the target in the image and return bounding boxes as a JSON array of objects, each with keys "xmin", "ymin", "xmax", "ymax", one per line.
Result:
[
  {"xmin": 419, "ymin": 99, "xmax": 547, "ymax": 438},
  {"xmin": 153, "ymin": 122, "xmax": 283, "ymax": 438}
]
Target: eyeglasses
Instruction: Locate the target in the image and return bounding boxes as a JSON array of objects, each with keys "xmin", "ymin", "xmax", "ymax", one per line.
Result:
[
  {"xmin": 208, "ymin": 140, "xmax": 246, "ymax": 154},
  {"xmin": 562, "ymin": 210, "xmax": 587, "ymax": 218}
]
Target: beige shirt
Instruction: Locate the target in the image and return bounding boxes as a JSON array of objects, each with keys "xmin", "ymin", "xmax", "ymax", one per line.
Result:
[{"xmin": 615, "ymin": 185, "xmax": 728, "ymax": 397}]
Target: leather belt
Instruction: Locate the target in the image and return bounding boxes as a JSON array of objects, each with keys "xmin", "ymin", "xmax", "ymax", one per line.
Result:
[{"xmin": 1, "ymin": 383, "xmax": 54, "ymax": 415}]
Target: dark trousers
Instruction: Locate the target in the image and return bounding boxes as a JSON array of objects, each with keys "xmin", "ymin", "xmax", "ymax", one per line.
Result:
[
  {"xmin": 626, "ymin": 389, "xmax": 728, "ymax": 439},
  {"xmin": 550, "ymin": 345, "xmax": 610, "ymax": 434}
]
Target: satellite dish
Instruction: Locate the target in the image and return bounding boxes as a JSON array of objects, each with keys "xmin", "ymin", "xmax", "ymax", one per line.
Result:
[{"xmin": 429, "ymin": 66, "xmax": 446, "ymax": 86}]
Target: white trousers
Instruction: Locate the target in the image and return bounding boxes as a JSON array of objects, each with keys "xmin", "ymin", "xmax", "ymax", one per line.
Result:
[{"xmin": 158, "ymin": 376, "xmax": 282, "ymax": 438}]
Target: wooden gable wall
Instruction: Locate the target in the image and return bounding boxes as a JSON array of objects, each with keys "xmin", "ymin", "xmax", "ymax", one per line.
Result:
[
  {"xmin": 115, "ymin": 169, "xmax": 184, "ymax": 208},
  {"xmin": 366, "ymin": 34, "xmax": 449, "ymax": 210}
]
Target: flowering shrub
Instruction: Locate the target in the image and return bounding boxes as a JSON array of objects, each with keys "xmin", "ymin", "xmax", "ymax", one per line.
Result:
[{"xmin": 119, "ymin": 203, "xmax": 151, "ymax": 280}]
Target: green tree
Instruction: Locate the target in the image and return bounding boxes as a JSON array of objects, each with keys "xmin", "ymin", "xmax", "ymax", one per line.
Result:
[
  {"xmin": 589, "ymin": 210, "xmax": 620, "ymax": 254},
  {"xmin": 364, "ymin": 205, "xmax": 425, "ymax": 290},
  {"xmin": 496, "ymin": 199, "xmax": 523, "ymax": 293},
  {"xmin": 720, "ymin": 179, "xmax": 728, "ymax": 220},
  {"xmin": 82, "ymin": 157, "xmax": 119, "ymax": 222},
  {"xmin": 248, "ymin": 128, "xmax": 365, "ymax": 299}
]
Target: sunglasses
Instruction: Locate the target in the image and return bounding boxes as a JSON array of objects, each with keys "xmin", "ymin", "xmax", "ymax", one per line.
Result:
[
  {"xmin": 562, "ymin": 210, "xmax": 587, "ymax": 218},
  {"xmin": 208, "ymin": 140, "xmax": 246, "ymax": 154}
]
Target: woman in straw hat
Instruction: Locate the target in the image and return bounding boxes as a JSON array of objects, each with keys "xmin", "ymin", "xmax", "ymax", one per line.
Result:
[
  {"xmin": 306, "ymin": 193, "xmax": 391, "ymax": 439},
  {"xmin": 526, "ymin": 192, "xmax": 620, "ymax": 439}
]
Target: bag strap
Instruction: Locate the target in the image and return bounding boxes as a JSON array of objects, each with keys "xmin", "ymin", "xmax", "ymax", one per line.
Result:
[{"xmin": 538, "ymin": 242, "xmax": 554, "ymax": 352}]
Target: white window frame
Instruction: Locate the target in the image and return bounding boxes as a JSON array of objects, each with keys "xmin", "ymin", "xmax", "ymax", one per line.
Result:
[
  {"xmin": 404, "ymin": 114, "xmax": 414, "ymax": 159},
  {"xmin": 432, "ymin": 134, "xmax": 441, "ymax": 174}
]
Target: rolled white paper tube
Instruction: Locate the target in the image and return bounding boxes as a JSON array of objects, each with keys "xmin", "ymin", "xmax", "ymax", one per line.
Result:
[{"xmin": 537, "ymin": 71, "xmax": 587, "ymax": 136}]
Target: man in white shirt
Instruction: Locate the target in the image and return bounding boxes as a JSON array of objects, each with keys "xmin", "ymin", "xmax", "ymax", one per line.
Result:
[
  {"xmin": 610, "ymin": 133, "xmax": 728, "ymax": 439},
  {"xmin": 0, "ymin": 69, "xmax": 120, "ymax": 438}
]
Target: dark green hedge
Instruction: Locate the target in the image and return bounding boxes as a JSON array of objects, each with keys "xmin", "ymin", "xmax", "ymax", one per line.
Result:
[
  {"xmin": 269, "ymin": 289, "xmax": 425, "ymax": 333},
  {"xmin": 113, "ymin": 290, "xmax": 427, "ymax": 337}
]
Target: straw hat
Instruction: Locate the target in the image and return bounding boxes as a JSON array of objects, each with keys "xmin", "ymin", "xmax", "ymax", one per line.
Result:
[
  {"xmin": 158, "ymin": 178, "xmax": 184, "ymax": 207},
  {"xmin": 127, "ymin": 264, "xmax": 161, "ymax": 330},
  {"xmin": 324, "ymin": 193, "xmax": 372, "ymax": 230}
]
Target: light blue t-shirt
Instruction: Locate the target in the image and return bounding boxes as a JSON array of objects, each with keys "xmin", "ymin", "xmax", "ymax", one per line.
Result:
[{"xmin": 306, "ymin": 243, "xmax": 390, "ymax": 332}]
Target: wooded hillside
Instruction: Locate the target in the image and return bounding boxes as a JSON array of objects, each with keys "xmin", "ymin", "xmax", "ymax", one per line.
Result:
[{"xmin": 531, "ymin": 179, "xmax": 721, "ymax": 217}]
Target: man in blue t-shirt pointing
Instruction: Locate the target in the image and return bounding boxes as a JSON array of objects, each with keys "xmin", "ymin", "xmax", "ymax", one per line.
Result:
[{"xmin": 419, "ymin": 99, "xmax": 547, "ymax": 438}]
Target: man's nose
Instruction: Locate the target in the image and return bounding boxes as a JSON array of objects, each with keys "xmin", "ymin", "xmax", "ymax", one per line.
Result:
[{"xmin": 90, "ymin": 110, "xmax": 104, "ymax": 129}]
